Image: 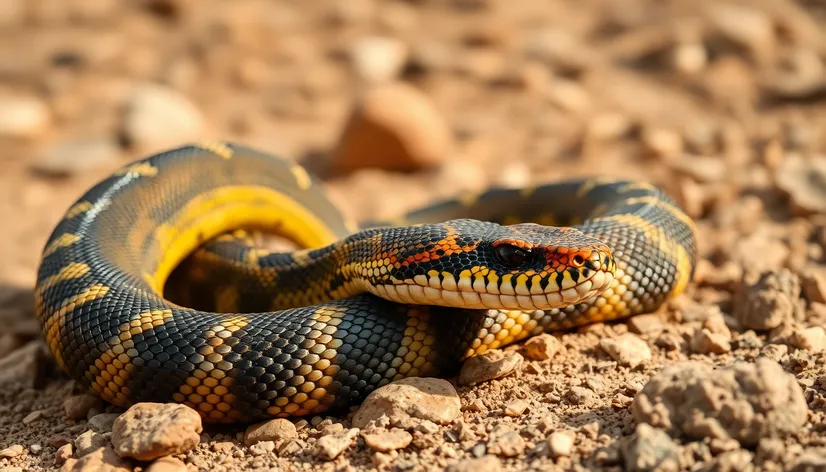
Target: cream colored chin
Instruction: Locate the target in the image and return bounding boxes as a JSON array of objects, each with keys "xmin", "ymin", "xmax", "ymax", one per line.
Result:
[{"xmin": 367, "ymin": 271, "xmax": 615, "ymax": 310}]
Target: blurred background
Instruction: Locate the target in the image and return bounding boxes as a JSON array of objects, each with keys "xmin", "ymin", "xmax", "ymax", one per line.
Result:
[{"xmin": 1, "ymin": 0, "xmax": 825, "ymax": 328}]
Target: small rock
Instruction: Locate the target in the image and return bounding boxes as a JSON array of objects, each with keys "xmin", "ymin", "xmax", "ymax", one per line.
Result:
[
  {"xmin": 278, "ymin": 439, "xmax": 302, "ymax": 456},
  {"xmin": 447, "ymin": 456, "xmax": 502, "ymax": 472},
  {"xmin": 23, "ymin": 409, "xmax": 44, "ymax": 424},
  {"xmin": 628, "ymin": 314, "xmax": 664, "ymax": 335},
  {"xmin": 792, "ymin": 450, "xmax": 826, "ymax": 472},
  {"xmin": 211, "ymin": 442, "xmax": 233, "ymax": 453},
  {"xmin": 632, "ymin": 359, "xmax": 807, "ymax": 446},
  {"xmin": 734, "ymin": 269, "xmax": 803, "ymax": 331},
  {"xmin": 145, "ymin": 456, "xmax": 188, "ymax": 472},
  {"xmin": 32, "ymin": 138, "xmax": 120, "ymax": 177},
  {"xmin": 522, "ymin": 334, "xmax": 562, "ymax": 360},
  {"xmin": 0, "ymin": 444, "xmax": 24, "ymax": 458},
  {"xmin": 75, "ymin": 430, "xmax": 106, "ymax": 458},
  {"xmin": 55, "ymin": 443, "xmax": 73, "ymax": 465},
  {"xmin": 760, "ymin": 343, "xmax": 789, "ymax": 362},
  {"xmin": 801, "ymin": 269, "xmax": 826, "ymax": 304},
  {"xmin": 248, "ymin": 441, "xmax": 275, "ymax": 456},
  {"xmin": 111, "ymin": 402, "xmax": 202, "ymax": 461},
  {"xmin": 708, "ymin": 3, "xmax": 774, "ymax": 62},
  {"xmin": 792, "ymin": 326, "xmax": 826, "ymax": 352},
  {"xmin": 350, "ymin": 36, "xmax": 408, "ymax": 83},
  {"xmin": 641, "ymin": 126, "xmax": 683, "ymax": 158},
  {"xmin": 446, "ymin": 455, "xmax": 502, "ymax": 472},
  {"xmin": 64, "ymin": 395, "xmax": 104, "ymax": 421},
  {"xmin": 776, "ymin": 155, "xmax": 826, "ymax": 215},
  {"xmin": 332, "ymin": 82, "xmax": 453, "ymax": 173},
  {"xmin": 244, "ymin": 418, "xmax": 297, "ymax": 446},
  {"xmin": 0, "ymin": 96, "xmax": 50, "ymax": 139},
  {"xmin": 548, "ymin": 432, "xmax": 575, "ymax": 458},
  {"xmin": 88, "ymin": 413, "xmax": 120, "ymax": 433},
  {"xmin": 670, "ymin": 154, "xmax": 726, "ymax": 183},
  {"xmin": 352, "ymin": 377, "xmax": 461, "ymax": 428},
  {"xmin": 361, "ymin": 429, "xmax": 413, "ymax": 452},
  {"xmin": 60, "ymin": 446, "xmax": 131, "ymax": 472},
  {"xmin": 622, "ymin": 424, "xmax": 680, "ymax": 472},
  {"xmin": 707, "ymin": 449, "xmax": 755, "ymax": 471},
  {"xmin": 691, "ymin": 329, "xmax": 732, "ymax": 354},
  {"xmin": 567, "ymin": 386, "xmax": 596, "ymax": 405},
  {"xmin": 315, "ymin": 428, "xmax": 358, "ymax": 460},
  {"xmin": 486, "ymin": 427, "xmax": 525, "ymax": 458},
  {"xmin": 599, "ymin": 333, "xmax": 652, "ymax": 367},
  {"xmin": 47, "ymin": 435, "xmax": 72, "ymax": 449},
  {"xmin": 123, "ymin": 83, "xmax": 204, "ymax": 152},
  {"xmin": 458, "ymin": 350, "xmax": 523, "ymax": 386},
  {"xmin": 503, "ymin": 400, "xmax": 529, "ymax": 417}
]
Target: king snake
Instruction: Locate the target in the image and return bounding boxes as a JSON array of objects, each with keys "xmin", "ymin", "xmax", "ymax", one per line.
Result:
[{"xmin": 34, "ymin": 143, "xmax": 697, "ymax": 423}]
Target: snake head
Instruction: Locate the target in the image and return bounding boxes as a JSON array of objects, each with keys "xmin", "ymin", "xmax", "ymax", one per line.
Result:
[{"xmin": 366, "ymin": 219, "xmax": 616, "ymax": 311}]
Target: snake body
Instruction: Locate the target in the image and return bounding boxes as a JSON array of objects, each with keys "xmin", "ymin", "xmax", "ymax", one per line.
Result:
[{"xmin": 34, "ymin": 143, "xmax": 697, "ymax": 423}]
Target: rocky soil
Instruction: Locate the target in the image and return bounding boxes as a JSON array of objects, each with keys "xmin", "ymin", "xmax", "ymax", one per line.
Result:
[{"xmin": 2, "ymin": 0, "xmax": 826, "ymax": 471}]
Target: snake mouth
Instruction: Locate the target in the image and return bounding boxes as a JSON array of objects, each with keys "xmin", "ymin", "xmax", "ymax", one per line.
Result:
[{"xmin": 367, "ymin": 266, "xmax": 616, "ymax": 310}]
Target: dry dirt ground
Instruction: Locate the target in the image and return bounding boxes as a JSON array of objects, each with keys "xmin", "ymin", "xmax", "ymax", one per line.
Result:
[{"xmin": 2, "ymin": 1, "xmax": 826, "ymax": 471}]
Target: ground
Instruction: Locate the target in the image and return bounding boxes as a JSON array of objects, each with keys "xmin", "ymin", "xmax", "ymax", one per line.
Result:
[{"xmin": 2, "ymin": 0, "xmax": 826, "ymax": 471}]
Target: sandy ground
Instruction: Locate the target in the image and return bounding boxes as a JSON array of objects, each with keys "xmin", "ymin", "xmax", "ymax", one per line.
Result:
[{"xmin": 2, "ymin": 0, "xmax": 826, "ymax": 471}]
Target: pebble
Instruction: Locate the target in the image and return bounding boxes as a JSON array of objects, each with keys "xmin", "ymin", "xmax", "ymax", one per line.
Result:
[
  {"xmin": 0, "ymin": 341, "xmax": 44, "ymax": 388},
  {"xmin": 243, "ymin": 418, "xmax": 297, "ymax": 446},
  {"xmin": 74, "ymin": 430, "xmax": 105, "ymax": 458},
  {"xmin": 669, "ymin": 154, "xmax": 727, "ymax": 183},
  {"xmin": 486, "ymin": 426, "xmax": 525, "ymax": 458},
  {"xmin": 331, "ymin": 82, "xmax": 453, "ymax": 173},
  {"xmin": 63, "ymin": 395, "xmax": 104, "ymax": 421},
  {"xmin": 621, "ymin": 423, "xmax": 680, "ymax": 472},
  {"xmin": 734, "ymin": 269, "xmax": 803, "ymax": 331},
  {"xmin": 32, "ymin": 138, "xmax": 121, "ymax": 177},
  {"xmin": 60, "ymin": 446, "xmax": 131, "ymax": 472},
  {"xmin": 503, "ymin": 400, "xmax": 529, "ymax": 417},
  {"xmin": 632, "ymin": 358, "xmax": 807, "ymax": 446},
  {"xmin": 88, "ymin": 413, "xmax": 120, "ymax": 433},
  {"xmin": 458, "ymin": 350, "xmax": 523, "ymax": 386},
  {"xmin": 708, "ymin": 3, "xmax": 774, "ymax": 62},
  {"xmin": 145, "ymin": 456, "xmax": 188, "ymax": 472},
  {"xmin": 22, "ymin": 409, "xmax": 43, "ymax": 424},
  {"xmin": 567, "ymin": 386, "xmax": 596, "ymax": 405},
  {"xmin": 776, "ymin": 155, "xmax": 826, "ymax": 214},
  {"xmin": 446, "ymin": 455, "xmax": 502, "ymax": 472},
  {"xmin": 0, "ymin": 444, "xmax": 24, "ymax": 458},
  {"xmin": 361, "ymin": 429, "xmax": 413, "ymax": 452},
  {"xmin": 641, "ymin": 126, "xmax": 683, "ymax": 158},
  {"xmin": 791, "ymin": 326, "xmax": 826, "ymax": 352},
  {"xmin": 352, "ymin": 377, "xmax": 461, "ymax": 428},
  {"xmin": 691, "ymin": 316, "xmax": 733, "ymax": 354},
  {"xmin": 110, "ymin": 402, "xmax": 202, "ymax": 461},
  {"xmin": 548, "ymin": 432, "xmax": 575, "ymax": 458},
  {"xmin": 350, "ymin": 36, "xmax": 408, "ymax": 83},
  {"xmin": 0, "ymin": 96, "xmax": 50, "ymax": 139},
  {"xmin": 55, "ymin": 443, "xmax": 73, "ymax": 465},
  {"xmin": 792, "ymin": 450, "xmax": 826, "ymax": 471},
  {"xmin": 122, "ymin": 83, "xmax": 205, "ymax": 152},
  {"xmin": 599, "ymin": 333, "xmax": 652, "ymax": 368},
  {"xmin": 315, "ymin": 428, "xmax": 359, "ymax": 460},
  {"xmin": 522, "ymin": 334, "xmax": 562, "ymax": 360},
  {"xmin": 801, "ymin": 269, "xmax": 826, "ymax": 304},
  {"xmin": 629, "ymin": 314, "xmax": 666, "ymax": 336},
  {"xmin": 248, "ymin": 441, "xmax": 275, "ymax": 456}
]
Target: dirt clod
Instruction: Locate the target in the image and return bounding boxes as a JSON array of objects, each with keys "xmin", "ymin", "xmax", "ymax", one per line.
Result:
[
  {"xmin": 622, "ymin": 423, "xmax": 679, "ymax": 472},
  {"xmin": 632, "ymin": 359, "xmax": 807, "ymax": 446},
  {"xmin": 600, "ymin": 333, "xmax": 652, "ymax": 367},
  {"xmin": 59, "ymin": 446, "xmax": 130, "ymax": 472},
  {"xmin": 734, "ymin": 269, "xmax": 803, "ymax": 330},
  {"xmin": 361, "ymin": 428, "xmax": 413, "ymax": 452},
  {"xmin": 243, "ymin": 418, "xmax": 297, "ymax": 446},
  {"xmin": 315, "ymin": 428, "xmax": 358, "ymax": 460},
  {"xmin": 522, "ymin": 334, "xmax": 562, "ymax": 360}
]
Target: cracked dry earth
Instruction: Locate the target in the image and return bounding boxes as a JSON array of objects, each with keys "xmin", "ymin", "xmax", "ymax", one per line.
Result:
[{"xmin": 3, "ymin": 0, "xmax": 826, "ymax": 471}]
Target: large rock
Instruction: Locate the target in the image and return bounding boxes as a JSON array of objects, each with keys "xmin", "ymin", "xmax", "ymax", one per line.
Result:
[
  {"xmin": 331, "ymin": 82, "xmax": 453, "ymax": 173},
  {"xmin": 351, "ymin": 377, "xmax": 461, "ymax": 428},
  {"xmin": 110, "ymin": 403, "xmax": 202, "ymax": 461}
]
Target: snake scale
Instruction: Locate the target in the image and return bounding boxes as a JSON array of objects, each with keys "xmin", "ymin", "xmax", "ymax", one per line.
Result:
[{"xmin": 34, "ymin": 143, "xmax": 697, "ymax": 423}]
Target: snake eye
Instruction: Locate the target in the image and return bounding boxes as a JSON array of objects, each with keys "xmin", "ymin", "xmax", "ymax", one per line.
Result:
[{"xmin": 494, "ymin": 244, "xmax": 531, "ymax": 268}]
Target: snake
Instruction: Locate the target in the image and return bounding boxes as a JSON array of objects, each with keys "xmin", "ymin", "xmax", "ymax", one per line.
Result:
[{"xmin": 34, "ymin": 143, "xmax": 697, "ymax": 423}]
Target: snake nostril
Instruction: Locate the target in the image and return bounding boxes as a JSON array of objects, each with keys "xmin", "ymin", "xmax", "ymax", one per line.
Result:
[{"xmin": 572, "ymin": 255, "xmax": 585, "ymax": 267}]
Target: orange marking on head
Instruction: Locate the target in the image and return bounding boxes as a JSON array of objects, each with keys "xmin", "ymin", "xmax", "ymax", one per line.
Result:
[{"xmin": 399, "ymin": 226, "xmax": 478, "ymax": 267}]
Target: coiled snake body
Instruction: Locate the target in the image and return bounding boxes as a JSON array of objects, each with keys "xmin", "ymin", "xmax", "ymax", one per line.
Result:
[{"xmin": 34, "ymin": 143, "xmax": 697, "ymax": 423}]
